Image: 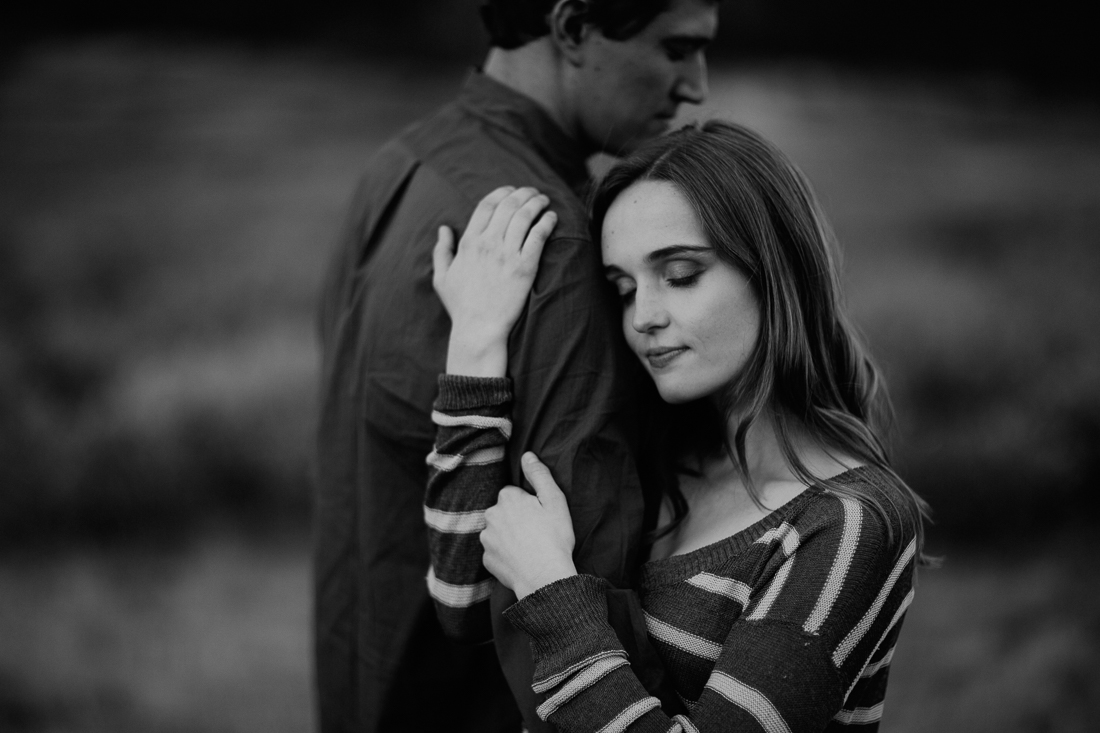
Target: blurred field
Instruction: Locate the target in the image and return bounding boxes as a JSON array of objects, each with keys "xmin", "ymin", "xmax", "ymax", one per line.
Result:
[
  {"xmin": 1, "ymin": 39, "xmax": 1099, "ymax": 732},
  {"xmin": 2, "ymin": 530, "xmax": 1096, "ymax": 733},
  {"xmin": 0, "ymin": 40, "xmax": 459, "ymax": 543}
]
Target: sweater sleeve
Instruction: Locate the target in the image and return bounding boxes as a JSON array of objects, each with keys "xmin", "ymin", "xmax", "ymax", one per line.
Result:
[
  {"xmin": 503, "ymin": 492, "xmax": 917, "ymax": 733},
  {"xmin": 424, "ymin": 373, "xmax": 514, "ymax": 643}
]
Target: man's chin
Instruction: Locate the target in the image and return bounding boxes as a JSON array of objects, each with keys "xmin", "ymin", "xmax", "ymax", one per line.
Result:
[{"xmin": 602, "ymin": 125, "xmax": 670, "ymax": 157}]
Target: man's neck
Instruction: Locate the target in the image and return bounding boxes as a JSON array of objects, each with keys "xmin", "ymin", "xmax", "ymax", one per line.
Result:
[{"xmin": 482, "ymin": 45, "xmax": 588, "ymax": 156}]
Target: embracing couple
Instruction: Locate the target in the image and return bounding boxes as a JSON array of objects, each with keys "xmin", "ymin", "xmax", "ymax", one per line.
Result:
[{"xmin": 315, "ymin": 2, "xmax": 929, "ymax": 732}]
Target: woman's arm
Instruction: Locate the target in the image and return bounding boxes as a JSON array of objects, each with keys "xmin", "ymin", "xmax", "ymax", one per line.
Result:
[
  {"xmin": 425, "ymin": 186, "xmax": 556, "ymax": 640},
  {"xmin": 424, "ymin": 374, "xmax": 514, "ymax": 642},
  {"xmin": 497, "ymin": 490, "xmax": 917, "ymax": 732}
]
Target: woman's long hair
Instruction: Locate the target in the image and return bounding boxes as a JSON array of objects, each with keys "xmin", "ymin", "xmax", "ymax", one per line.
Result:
[{"xmin": 590, "ymin": 120, "xmax": 930, "ymax": 562}]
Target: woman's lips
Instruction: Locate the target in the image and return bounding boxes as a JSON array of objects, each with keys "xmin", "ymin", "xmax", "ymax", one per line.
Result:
[{"xmin": 645, "ymin": 347, "xmax": 688, "ymax": 369}]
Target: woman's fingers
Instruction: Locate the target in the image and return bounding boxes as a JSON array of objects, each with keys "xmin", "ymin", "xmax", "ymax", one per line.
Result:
[
  {"xmin": 494, "ymin": 485, "xmax": 529, "ymax": 504},
  {"xmin": 431, "ymin": 225, "xmax": 455, "ymax": 292},
  {"xmin": 503, "ymin": 193, "xmax": 550, "ymax": 251},
  {"xmin": 484, "ymin": 186, "xmax": 541, "ymax": 241},
  {"xmin": 521, "ymin": 210, "xmax": 556, "ymax": 268},
  {"xmin": 434, "ymin": 184, "xmax": 552, "ymax": 354},
  {"xmin": 467, "ymin": 186, "xmax": 555, "ymax": 259},
  {"xmin": 480, "ymin": 471, "xmax": 576, "ymax": 599},
  {"xmin": 521, "ymin": 452, "xmax": 567, "ymax": 511},
  {"xmin": 467, "ymin": 185, "xmax": 516, "ymax": 234}
]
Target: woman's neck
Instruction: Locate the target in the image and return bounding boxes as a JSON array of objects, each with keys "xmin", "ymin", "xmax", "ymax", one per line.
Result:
[
  {"xmin": 708, "ymin": 407, "xmax": 862, "ymax": 504},
  {"xmin": 649, "ymin": 404, "xmax": 866, "ymax": 561},
  {"xmin": 698, "ymin": 407, "xmax": 795, "ymax": 490}
]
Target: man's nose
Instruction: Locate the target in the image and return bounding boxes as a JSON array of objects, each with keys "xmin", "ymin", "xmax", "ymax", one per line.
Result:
[
  {"xmin": 673, "ymin": 53, "xmax": 708, "ymax": 106},
  {"xmin": 631, "ymin": 288, "xmax": 670, "ymax": 333}
]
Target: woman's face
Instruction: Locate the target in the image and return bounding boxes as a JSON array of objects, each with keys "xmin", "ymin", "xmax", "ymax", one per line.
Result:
[{"xmin": 601, "ymin": 180, "xmax": 760, "ymax": 404}]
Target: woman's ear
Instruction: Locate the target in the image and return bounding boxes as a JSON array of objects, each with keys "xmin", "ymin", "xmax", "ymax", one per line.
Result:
[{"xmin": 549, "ymin": 0, "xmax": 593, "ymax": 66}]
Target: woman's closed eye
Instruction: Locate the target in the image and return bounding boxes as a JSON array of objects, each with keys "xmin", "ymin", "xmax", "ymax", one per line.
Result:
[
  {"xmin": 607, "ymin": 265, "xmax": 702, "ymax": 302},
  {"xmin": 665, "ymin": 262, "xmax": 703, "ymax": 288}
]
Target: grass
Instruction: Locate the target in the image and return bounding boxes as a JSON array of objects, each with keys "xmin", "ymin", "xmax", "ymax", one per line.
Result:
[
  {"xmin": 1, "ymin": 530, "xmax": 1096, "ymax": 733},
  {"xmin": 887, "ymin": 532, "xmax": 1100, "ymax": 732},
  {"xmin": 0, "ymin": 533, "xmax": 313, "ymax": 733},
  {"xmin": 0, "ymin": 39, "xmax": 459, "ymax": 542}
]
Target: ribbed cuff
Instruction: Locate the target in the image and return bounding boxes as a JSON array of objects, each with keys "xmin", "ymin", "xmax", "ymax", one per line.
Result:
[
  {"xmin": 504, "ymin": 575, "xmax": 625, "ymax": 684},
  {"xmin": 434, "ymin": 374, "xmax": 513, "ymax": 411}
]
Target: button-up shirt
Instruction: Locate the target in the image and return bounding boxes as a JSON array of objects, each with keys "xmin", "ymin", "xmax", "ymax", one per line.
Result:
[{"xmin": 314, "ymin": 72, "xmax": 655, "ymax": 733}]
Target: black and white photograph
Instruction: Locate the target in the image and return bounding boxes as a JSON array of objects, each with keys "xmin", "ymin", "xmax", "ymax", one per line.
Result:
[{"xmin": 2, "ymin": 2, "xmax": 1097, "ymax": 732}]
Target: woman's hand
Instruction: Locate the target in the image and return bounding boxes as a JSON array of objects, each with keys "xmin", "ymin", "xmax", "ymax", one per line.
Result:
[
  {"xmin": 481, "ymin": 452, "xmax": 577, "ymax": 599},
  {"xmin": 432, "ymin": 186, "xmax": 557, "ymax": 377}
]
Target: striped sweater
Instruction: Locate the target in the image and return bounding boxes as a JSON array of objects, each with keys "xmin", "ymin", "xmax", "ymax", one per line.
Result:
[{"xmin": 426, "ymin": 375, "xmax": 916, "ymax": 733}]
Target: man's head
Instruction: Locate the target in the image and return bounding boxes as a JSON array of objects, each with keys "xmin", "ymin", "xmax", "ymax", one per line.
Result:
[
  {"xmin": 482, "ymin": 0, "xmax": 719, "ymax": 156},
  {"xmin": 481, "ymin": 0, "xmax": 679, "ymax": 50}
]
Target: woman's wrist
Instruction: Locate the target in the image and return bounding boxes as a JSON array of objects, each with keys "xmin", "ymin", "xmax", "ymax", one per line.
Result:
[
  {"xmin": 513, "ymin": 561, "xmax": 578, "ymax": 600},
  {"xmin": 445, "ymin": 325, "xmax": 509, "ymax": 378}
]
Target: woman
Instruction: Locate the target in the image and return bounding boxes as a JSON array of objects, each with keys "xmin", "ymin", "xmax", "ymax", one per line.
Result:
[{"xmin": 426, "ymin": 121, "xmax": 929, "ymax": 732}]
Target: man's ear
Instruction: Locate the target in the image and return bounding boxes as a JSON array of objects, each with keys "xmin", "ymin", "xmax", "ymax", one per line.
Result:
[{"xmin": 549, "ymin": 0, "xmax": 593, "ymax": 66}]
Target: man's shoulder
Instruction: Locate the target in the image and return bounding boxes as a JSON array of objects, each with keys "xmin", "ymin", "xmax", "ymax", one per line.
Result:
[{"xmin": 389, "ymin": 101, "xmax": 591, "ymax": 241}]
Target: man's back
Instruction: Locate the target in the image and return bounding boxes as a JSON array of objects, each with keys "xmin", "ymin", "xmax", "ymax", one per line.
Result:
[{"xmin": 315, "ymin": 73, "xmax": 648, "ymax": 733}]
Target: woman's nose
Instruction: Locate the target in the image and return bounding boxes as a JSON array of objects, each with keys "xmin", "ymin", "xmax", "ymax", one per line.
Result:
[{"xmin": 631, "ymin": 289, "xmax": 670, "ymax": 333}]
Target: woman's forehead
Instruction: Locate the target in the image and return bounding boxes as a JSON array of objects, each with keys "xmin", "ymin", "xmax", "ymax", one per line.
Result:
[{"xmin": 600, "ymin": 181, "xmax": 708, "ymax": 262}]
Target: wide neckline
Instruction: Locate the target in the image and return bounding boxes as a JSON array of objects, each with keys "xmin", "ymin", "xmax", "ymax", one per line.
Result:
[{"xmin": 638, "ymin": 465, "xmax": 880, "ymax": 589}]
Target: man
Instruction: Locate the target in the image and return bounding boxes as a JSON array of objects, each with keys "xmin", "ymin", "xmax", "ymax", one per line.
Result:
[{"xmin": 315, "ymin": 1, "xmax": 718, "ymax": 731}]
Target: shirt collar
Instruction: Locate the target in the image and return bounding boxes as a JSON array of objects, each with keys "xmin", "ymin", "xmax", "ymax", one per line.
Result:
[{"xmin": 458, "ymin": 71, "xmax": 590, "ymax": 192}]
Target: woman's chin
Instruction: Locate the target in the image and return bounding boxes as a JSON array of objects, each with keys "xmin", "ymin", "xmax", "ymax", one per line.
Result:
[
  {"xmin": 654, "ymin": 382, "xmax": 702, "ymax": 405},
  {"xmin": 652, "ymin": 372, "xmax": 730, "ymax": 405}
]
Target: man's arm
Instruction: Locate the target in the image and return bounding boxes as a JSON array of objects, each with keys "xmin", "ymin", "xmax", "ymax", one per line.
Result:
[
  {"xmin": 493, "ymin": 230, "xmax": 660, "ymax": 733},
  {"xmin": 507, "ymin": 231, "xmax": 649, "ymax": 584}
]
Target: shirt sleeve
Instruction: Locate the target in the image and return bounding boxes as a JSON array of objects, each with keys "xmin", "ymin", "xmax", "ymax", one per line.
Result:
[
  {"xmin": 498, "ymin": 230, "xmax": 667, "ymax": 730},
  {"xmin": 424, "ymin": 373, "xmax": 514, "ymax": 642},
  {"xmin": 502, "ymin": 495, "xmax": 918, "ymax": 733},
  {"xmin": 506, "ymin": 232, "xmax": 650, "ymax": 586}
]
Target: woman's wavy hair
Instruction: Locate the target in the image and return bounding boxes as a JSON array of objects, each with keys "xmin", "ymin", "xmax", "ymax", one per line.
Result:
[
  {"xmin": 590, "ymin": 120, "xmax": 931, "ymax": 562},
  {"xmin": 480, "ymin": 0, "xmax": 673, "ymax": 50}
]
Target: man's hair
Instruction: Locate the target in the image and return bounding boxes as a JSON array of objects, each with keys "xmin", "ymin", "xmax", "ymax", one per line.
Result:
[{"xmin": 480, "ymin": 0, "xmax": 673, "ymax": 50}]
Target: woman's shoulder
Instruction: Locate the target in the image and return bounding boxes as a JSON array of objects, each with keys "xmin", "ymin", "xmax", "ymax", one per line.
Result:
[{"xmin": 791, "ymin": 464, "xmax": 917, "ymax": 554}]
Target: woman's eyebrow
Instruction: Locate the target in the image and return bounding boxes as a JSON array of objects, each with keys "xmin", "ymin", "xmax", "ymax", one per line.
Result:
[
  {"xmin": 604, "ymin": 246, "xmax": 712, "ymax": 276},
  {"xmin": 644, "ymin": 245, "xmax": 711, "ymax": 264}
]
